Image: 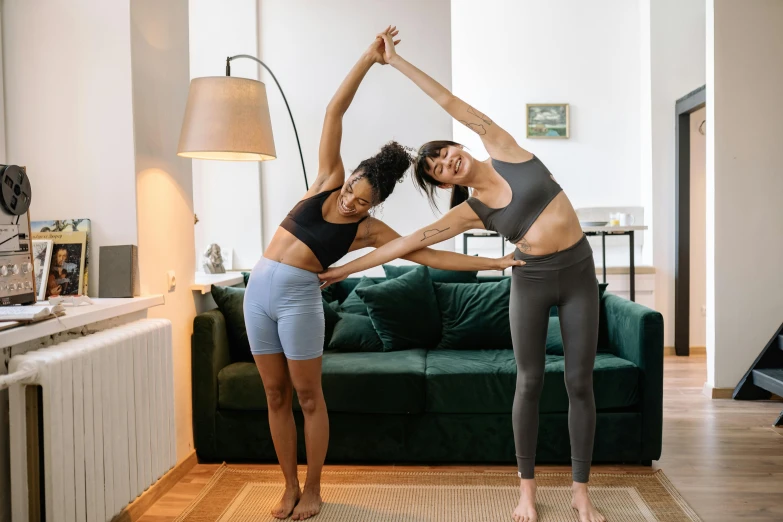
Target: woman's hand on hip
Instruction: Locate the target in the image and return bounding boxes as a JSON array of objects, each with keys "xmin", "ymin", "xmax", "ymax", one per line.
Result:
[
  {"xmin": 319, "ymin": 266, "xmax": 349, "ymax": 289},
  {"xmin": 495, "ymin": 252, "xmax": 526, "ymax": 271}
]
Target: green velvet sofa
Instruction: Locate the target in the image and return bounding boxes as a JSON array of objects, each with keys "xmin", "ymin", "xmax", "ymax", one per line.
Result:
[{"xmin": 192, "ymin": 270, "xmax": 663, "ymax": 467}]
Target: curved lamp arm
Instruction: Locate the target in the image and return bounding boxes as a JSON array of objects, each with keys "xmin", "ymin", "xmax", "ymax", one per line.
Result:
[{"xmin": 227, "ymin": 55, "xmax": 308, "ymax": 190}]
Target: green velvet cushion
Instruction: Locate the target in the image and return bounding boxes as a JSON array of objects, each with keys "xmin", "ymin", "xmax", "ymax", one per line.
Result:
[
  {"xmin": 356, "ymin": 266, "xmax": 441, "ymax": 351},
  {"xmin": 323, "ymin": 298, "xmax": 341, "ymax": 346},
  {"xmin": 434, "ymin": 279, "xmax": 512, "ymax": 350},
  {"xmin": 425, "ymin": 350, "xmax": 639, "ymax": 414},
  {"xmin": 218, "ymin": 350, "xmax": 427, "ymax": 414},
  {"xmin": 340, "ymin": 276, "xmax": 376, "ymax": 316},
  {"xmin": 322, "ymin": 350, "xmax": 427, "ymax": 413},
  {"xmin": 210, "ymin": 285, "xmax": 253, "ymax": 362},
  {"xmin": 218, "ymin": 362, "xmax": 265, "ymax": 409},
  {"xmin": 323, "ymin": 298, "xmax": 340, "ymax": 329},
  {"xmin": 328, "ymin": 313, "xmax": 384, "ymax": 353},
  {"xmin": 383, "ymin": 264, "xmax": 478, "ymax": 284},
  {"xmin": 545, "ymin": 317, "xmax": 565, "ymax": 355}
]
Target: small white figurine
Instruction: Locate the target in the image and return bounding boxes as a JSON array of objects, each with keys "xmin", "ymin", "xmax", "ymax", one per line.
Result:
[{"xmin": 203, "ymin": 243, "xmax": 226, "ymax": 274}]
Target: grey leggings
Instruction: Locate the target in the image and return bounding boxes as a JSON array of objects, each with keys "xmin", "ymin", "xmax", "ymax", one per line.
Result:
[{"xmin": 510, "ymin": 236, "xmax": 598, "ymax": 483}]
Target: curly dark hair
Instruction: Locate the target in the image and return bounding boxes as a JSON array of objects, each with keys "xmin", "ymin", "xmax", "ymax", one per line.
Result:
[
  {"xmin": 413, "ymin": 140, "xmax": 468, "ymax": 210},
  {"xmin": 352, "ymin": 141, "xmax": 413, "ymax": 205}
]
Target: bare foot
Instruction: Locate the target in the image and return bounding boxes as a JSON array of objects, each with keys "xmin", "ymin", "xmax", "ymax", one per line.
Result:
[
  {"xmin": 512, "ymin": 478, "xmax": 538, "ymax": 522},
  {"xmin": 571, "ymin": 482, "xmax": 605, "ymax": 522},
  {"xmin": 272, "ymin": 484, "xmax": 301, "ymax": 519},
  {"xmin": 291, "ymin": 487, "xmax": 322, "ymax": 520}
]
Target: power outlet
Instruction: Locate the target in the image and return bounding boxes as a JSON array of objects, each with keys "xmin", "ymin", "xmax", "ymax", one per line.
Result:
[{"xmin": 701, "ymin": 305, "xmax": 707, "ymax": 317}]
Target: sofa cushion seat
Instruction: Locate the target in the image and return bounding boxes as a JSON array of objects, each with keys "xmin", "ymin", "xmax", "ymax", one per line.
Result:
[
  {"xmin": 425, "ymin": 350, "xmax": 639, "ymax": 414},
  {"xmin": 218, "ymin": 349, "xmax": 427, "ymax": 414}
]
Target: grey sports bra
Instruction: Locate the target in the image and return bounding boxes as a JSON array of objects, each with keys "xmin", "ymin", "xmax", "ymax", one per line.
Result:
[{"xmin": 466, "ymin": 156, "xmax": 562, "ymax": 243}]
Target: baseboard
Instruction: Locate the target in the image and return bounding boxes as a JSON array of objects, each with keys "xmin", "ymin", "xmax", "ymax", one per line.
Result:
[
  {"xmin": 664, "ymin": 346, "xmax": 706, "ymax": 356},
  {"xmin": 702, "ymin": 382, "xmax": 734, "ymax": 399},
  {"xmin": 111, "ymin": 450, "xmax": 198, "ymax": 522}
]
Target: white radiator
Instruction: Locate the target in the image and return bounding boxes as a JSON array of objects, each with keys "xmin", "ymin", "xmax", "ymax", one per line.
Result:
[{"xmin": 6, "ymin": 318, "xmax": 175, "ymax": 522}]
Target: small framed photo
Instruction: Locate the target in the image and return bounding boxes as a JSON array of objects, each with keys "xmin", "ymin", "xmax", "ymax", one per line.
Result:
[
  {"xmin": 32, "ymin": 239, "xmax": 53, "ymax": 301},
  {"xmin": 526, "ymin": 103, "xmax": 570, "ymax": 139}
]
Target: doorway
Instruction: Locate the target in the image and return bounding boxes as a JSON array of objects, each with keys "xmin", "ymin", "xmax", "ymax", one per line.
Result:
[{"xmin": 674, "ymin": 85, "xmax": 706, "ymax": 357}]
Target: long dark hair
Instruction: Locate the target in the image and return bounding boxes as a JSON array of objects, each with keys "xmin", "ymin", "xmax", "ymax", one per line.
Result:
[
  {"xmin": 413, "ymin": 140, "xmax": 469, "ymax": 210},
  {"xmin": 353, "ymin": 141, "xmax": 413, "ymax": 205}
]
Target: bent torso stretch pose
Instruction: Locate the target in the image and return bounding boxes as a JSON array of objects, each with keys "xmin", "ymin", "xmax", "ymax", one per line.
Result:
[
  {"xmin": 319, "ymin": 30, "xmax": 605, "ymax": 522},
  {"xmin": 243, "ymin": 27, "xmax": 520, "ymax": 521}
]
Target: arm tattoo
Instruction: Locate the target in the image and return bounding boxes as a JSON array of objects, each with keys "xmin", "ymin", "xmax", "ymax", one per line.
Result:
[
  {"xmin": 517, "ymin": 238, "xmax": 532, "ymax": 253},
  {"xmin": 421, "ymin": 227, "xmax": 451, "ymax": 242},
  {"xmin": 459, "ymin": 106, "xmax": 493, "ymax": 136},
  {"xmin": 467, "ymin": 106, "xmax": 493, "ymax": 125},
  {"xmin": 459, "ymin": 120, "xmax": 487, "ymax": 135}
]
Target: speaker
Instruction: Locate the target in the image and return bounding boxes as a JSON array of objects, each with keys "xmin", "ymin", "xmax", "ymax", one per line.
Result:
[{"xmin": 99, "ymin": 245, "xmax": 139, "ymax": 298}]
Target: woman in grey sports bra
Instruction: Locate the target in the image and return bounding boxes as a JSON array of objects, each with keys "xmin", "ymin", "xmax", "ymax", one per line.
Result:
[{"xmin": 319, "ymin": 30, "xmax": 605, "ymax": 522}]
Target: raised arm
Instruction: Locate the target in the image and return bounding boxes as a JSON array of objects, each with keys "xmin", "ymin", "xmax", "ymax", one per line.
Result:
[
  {"xmin": 378, "ymin": 31, "xmax": 529, "ymax": 162},
  {"xmin": 319, "ymin": 203, "xmax": 498, "ymax": 286},
  {"xmin": 351, "ymin": 217, "xmax": 522, "ymax": 273},
  {"xmin": 309, "ymin": 28, "xmax": 401, "ymax": 196}
]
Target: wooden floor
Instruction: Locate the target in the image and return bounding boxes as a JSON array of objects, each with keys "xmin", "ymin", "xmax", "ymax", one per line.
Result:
[{"xmin": 139, "ymin": 355, "xmax": 783, "ymax": 522}]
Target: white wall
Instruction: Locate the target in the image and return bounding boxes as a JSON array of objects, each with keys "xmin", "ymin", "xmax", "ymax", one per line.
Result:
[
  {"xmin": 2, "ymin": 0, "xmax": 139, "ymax": 297},
  {"xmin": 131, "ymin": 0, "xmax": 197, "ymax": 461},
  {"xmin": 450, "ymin": 0, "xmax": 650, "ymax": 275},
  {"xmin": 1, "ymin": 2, "xmax": 138, "ymax": 519},
  {"xmin": 451, "ymin": 0, "xmax": 642, "ymax": 211},
  {"xmin": 650, "ymin": 0, "xmax": 706, "ymax": 347},
  {"xmin": 689, "ymin": 107, "xmax": 706, "ymax": 347},
  {"xmin": 189, "ymin": 0, "xmax": 263, "ymax": 271},
  {"xmin": 258, "ymin": 0, "xmax": 454, "ymax": 275},
  {"xmin": 707, "ymin": 0, "xmax": 783, "ymax": 389}
]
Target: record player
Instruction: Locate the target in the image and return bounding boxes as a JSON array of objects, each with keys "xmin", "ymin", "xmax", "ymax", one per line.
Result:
[{"xmin": 0, "ymin": 165, "xmax": 35, "ymax": 305}]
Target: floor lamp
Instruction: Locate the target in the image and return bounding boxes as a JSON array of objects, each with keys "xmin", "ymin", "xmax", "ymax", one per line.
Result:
[{"xmin": 177, "ymin": 55, "xmax": 309, "ymax": 190}]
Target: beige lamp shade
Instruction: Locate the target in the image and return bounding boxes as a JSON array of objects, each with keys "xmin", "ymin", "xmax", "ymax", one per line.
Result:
[{"xmin": 177, "ymin": 76, "xmax": 277, "ymax": 161}]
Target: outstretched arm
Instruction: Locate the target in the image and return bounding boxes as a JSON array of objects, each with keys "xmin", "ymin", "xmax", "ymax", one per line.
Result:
[
  {"xmin": 319, "ymin": 203, "xmax": 516, "ymax": 286},
  {"xmin": 378, "ymin": 31, "xmax": 528, "ymax": 162},
  {"xmin": 309, "ymin": 28, "xmax": 401, "ymax": 196},
  {"xmin": 352, "ymin": 218, "xmax": 521, "ymax": 272}
]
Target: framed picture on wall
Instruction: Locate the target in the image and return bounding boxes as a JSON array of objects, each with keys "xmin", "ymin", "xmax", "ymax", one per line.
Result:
[{"xmin": 526, "ymin": 103, "xmax": 570, "ymax": 139}]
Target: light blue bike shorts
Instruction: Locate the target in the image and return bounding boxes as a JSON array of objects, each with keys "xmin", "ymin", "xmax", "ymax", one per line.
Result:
[{"xmin": 243, "ymin": 257, "xmax": 325, "ymax": 360}]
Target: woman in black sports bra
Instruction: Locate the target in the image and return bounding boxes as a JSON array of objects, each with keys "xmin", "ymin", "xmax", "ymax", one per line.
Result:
[
  {"xmin": 245, "ymin": 28, "xmax": 522, "ymax": 521},
  {"xmin": 319, "ymin": 30, "xmax": 605, "ymax": 522}
]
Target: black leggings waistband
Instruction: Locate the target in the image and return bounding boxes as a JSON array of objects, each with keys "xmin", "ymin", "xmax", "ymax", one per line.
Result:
[{"xmin": 513, "ymin": 235, "xmax": 593, "ymax": 271}]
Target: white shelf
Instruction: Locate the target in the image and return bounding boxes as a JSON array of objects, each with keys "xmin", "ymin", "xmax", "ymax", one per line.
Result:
[
  {"xmin": 0, "ymin": 295, "xmax": 165, "ymax": 349},
  {"xmin": 191, "ymin": 271, "xmax": 245, "ymax": 294}
]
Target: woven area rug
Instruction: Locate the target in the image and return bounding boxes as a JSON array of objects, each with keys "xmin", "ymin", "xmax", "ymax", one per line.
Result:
[{"xmin": 175, "ymin": 465, "xmax": 701, "ymax": 522}]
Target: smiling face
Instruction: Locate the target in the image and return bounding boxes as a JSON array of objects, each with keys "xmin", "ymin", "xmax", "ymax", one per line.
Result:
[
  {"xmin": 336, "ymin": 172, "xmax": 376, "ymax": 218},
  {"xmin": 423, "ymin": 145, "xmax": 475, "ymax": 187}
]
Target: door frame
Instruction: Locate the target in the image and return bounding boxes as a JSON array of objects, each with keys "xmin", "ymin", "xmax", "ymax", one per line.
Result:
[{"xmin": 674, "ymin": 85, "xmax": 706, "ymax": 357}]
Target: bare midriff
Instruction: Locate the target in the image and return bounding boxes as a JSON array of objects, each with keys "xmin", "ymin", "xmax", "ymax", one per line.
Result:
[
  {"xmin": 515, "ymin": 191, "xmax": 584, "ymax": 256},
  {"xmin": 263, "ymin": 227, "xmax": 324, "ymax": 273}
]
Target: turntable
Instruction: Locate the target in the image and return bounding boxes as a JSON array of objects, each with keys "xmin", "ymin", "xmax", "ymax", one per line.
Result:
[{"xmin": 0, "ymin": 165, "xmax": 35, "ymax": 305}]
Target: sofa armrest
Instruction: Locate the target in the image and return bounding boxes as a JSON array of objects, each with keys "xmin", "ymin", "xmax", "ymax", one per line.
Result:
[
  {"xmin": 602, "ymin": 293, "xmax": 664, "ymax": 462},
  {"xmin": 192, "ymin": 309, "xmax": 232, "ymax": 459}
]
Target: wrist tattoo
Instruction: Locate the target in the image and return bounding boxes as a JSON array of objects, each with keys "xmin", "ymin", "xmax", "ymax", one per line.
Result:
[{"xmin": 421, "ymin": 227, "xmax": 451, "ymax": 242}]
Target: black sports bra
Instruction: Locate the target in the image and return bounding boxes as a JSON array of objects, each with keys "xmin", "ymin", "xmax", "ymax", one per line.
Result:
[
  {"xmin": 466, "ymin": 156, "xmax": 562, "ymax": 243},
  {"xmin": 280, "ymin": 187, "xmax": 367, "ymax": 269}
]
